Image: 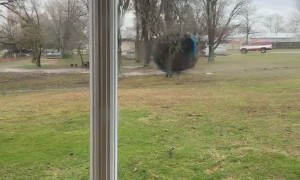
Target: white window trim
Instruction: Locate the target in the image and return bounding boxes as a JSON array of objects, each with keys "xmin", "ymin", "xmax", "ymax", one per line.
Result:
[{"xmin": 89, "ymin": 0, "xmax": 118, "ymax": 179}]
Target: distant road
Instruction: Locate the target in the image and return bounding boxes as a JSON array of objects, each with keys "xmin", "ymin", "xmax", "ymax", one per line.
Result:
[
  {"xmin": 0, "ymin": 67, "xmax": 164, "ymax": 76},
  {"xmin": 0, "ymin": 68, "xmax": 89, "ymax": 74}
]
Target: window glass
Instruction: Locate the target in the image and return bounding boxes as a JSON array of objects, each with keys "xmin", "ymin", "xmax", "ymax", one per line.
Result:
[
  {"xmin": 118, "ymin": 0, "xmax": 300, "ymax": 179},
  {"xmin": 0, "ymin": 0, "xmax": 89, "ymax": 178},
  {"xmin": 1, "ymin": 0, "xmax": 300, "ymax": 179}
]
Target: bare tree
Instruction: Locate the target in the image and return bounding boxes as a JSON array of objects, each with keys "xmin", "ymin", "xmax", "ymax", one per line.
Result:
[
  {"xmin": 180, "ymin": 2, "xmax": 199, "ymax": 34},
  {"xmin": 161, "ymin": 0, "xmax": 175, "ymax": 32},
  {"xmin": 139, "ymin": 0, "xmax": 187, "ymax": 66},
  {"xmin": 75, "ymin": 0, "xmax": 89, "ymax": 67},
  {"xmin": 133, "ymin": 0, "xmax": 141, "ymax": 62},
  {"xmin": 3, "ymin": 0, "xmax": 44, "ymax": 67},
  {"xmin": 118, "ymin": 0, "xmax": 131, "ymax": 76},
  {"xmin": 137, "ymin": 0, "xmax": 164, "ymax": 67},
  {"xmin": 162, "ymin": 0, "xmax": 199, "ymax": 34},
  {"xmin": 134, "ymin": 0, "xmax": 165, "ymax": 65},
  {"xmin": 0, "ymin": 18, "xmax": 22, "ymax": 48},
  {"xmin": 46, "ymin": 0, "xmax": 86, "ymax": 58},
  {"xmin": 139, "ymin": 0, "xmax": 152, "ymax": 67},
  {"xmin": 160, "ymin": 0, "xmax": 200, "ymax": 34},
  {"xmin": 263, "ymin": 13, "xmax": 286, "ymax": 35},
  {"xmin": 76, "ymin": 0, "xmax": 89, "ymax": 28},
  {"xmin": 132, "ymin": 0, "xmax": 203, "ymax": 71},
  {"xmin": 193, "ymin": 4, "xmax": 207, "ymax": 35},
  {"xmin": 239, "ymin": 0, "xmax": 259, "ymax": 44},
  {"xmin": 134, "ymin": 0, "xmax": 194, "ymax": 67},
  {"xmin": 200, "ymin": 0, "xmax": 247, "ymax": 62},
  {"xmin": 0, "ymin": 1, "xmax": 22, "ymax": 54},
  {"xmin": 46, "ymin": 0, "xmax": 63, "ymax": 51},
  {"xmin": 287, "ymin": 0, "xmax": 300, "ymax": 33},
  {"xmin": 286, "ymin": 14, "xmax": 300, "ymax": 33}
]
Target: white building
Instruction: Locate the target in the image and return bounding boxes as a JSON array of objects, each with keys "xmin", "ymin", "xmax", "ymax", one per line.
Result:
[{"xmin": 227, "ymin": 33, "xmax": 300, "ymax": 49}]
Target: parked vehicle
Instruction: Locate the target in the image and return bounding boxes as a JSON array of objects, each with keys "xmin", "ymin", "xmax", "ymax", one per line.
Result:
[
  {"xmin": 45, "ymin": 51, "xmax": 61, "ymax": 58},
  {"xmin": 240, "ymin": 43, "xmax": 272, "ymax": 54},
  {"xmin": 205, "ymin": 45, "xmax": 227, "ymax": 56}
]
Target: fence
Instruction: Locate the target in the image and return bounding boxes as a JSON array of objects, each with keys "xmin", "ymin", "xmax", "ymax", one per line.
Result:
[{"xmin": 272, "ymin": 42, "xmax": 300, "ymax": 49}]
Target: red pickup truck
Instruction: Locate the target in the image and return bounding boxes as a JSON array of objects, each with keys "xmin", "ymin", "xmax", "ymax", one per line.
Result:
[{"xmin": 240, "ymin": 43, "xmax": 273, "ymax": 54}]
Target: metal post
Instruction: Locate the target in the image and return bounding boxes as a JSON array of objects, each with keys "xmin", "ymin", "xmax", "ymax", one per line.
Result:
[{"xmin": 89, "ymin": 0, "xmax": 118, "ymax": 179}]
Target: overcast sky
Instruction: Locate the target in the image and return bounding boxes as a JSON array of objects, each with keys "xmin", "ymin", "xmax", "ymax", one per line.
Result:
[
  {"xmin": 122, "ymin": 0, "xmax": 298, "ymax": 29},
  {"xmin": 253, "ymin": 0, "xmax": 295, "ymax": 19}
]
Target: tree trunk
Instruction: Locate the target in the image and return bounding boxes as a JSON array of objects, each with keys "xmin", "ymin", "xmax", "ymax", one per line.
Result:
[
  {"xmin": 134, "ymin": 0, "xmax": 141, "ymax": 63},
  {"xmin": 143, "ymin": 40, "xmax": 151, "ymax": 67},
  {"xmin": 142, "ymin": 22, "xmax": 151, "ymax": 67},
  {"xmin": 118, "ymin": 29, "xmax": 123, "ymax": 77},
  {"xmin": 32, "ymin": 41, "xmax": 37, "ymax": 64},
  {"xmin": 60, "ymin": 44, "xmax": 65, "ymax": 59},
  {"xmin": 246, "ymin": 28, "xmax": 249, "ymax": 45},
  {"xmin": 78, "ymin": 47, "xmax": 84, "ymax": 68},
  {"xmin": 207, "ymin": 1, "xmax": 215, "ymax": 63},
  {"xmin": 33, "ymin": 41, "xmax": 42, "ymax": 67},
  {"xmin": 135, "ymin": 36, "xmax": 140, "ymax": 63},
  {"xmin": 61, "ymin": 37, "xmax": 69, "ymax": 58},
  {"xmin": 208, "ymin": 45, "xmax": 215, "ymax": 62},
  {"xmin": 166, "ymin": 46, "xmax": 173, "ymax": 78},
  {"xmin": 141, "ymin": 0, "xmax": 151, "ymax": 67},
  {"xmin": 36, "ymin": 46, "xmax": 42, "ymax": 67},
  {"xmin": 163, "ymin": 0, "xmax": 174, "ymax": 33},
  {"xmin": 144, "ymin": 37, "xmax": 153, "ymax": 67}
]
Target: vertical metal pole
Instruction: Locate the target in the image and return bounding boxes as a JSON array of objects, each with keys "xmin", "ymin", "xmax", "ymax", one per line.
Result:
[{"xmin": 89, "ymin": 0, "xmax": 118, "ymax": 179}]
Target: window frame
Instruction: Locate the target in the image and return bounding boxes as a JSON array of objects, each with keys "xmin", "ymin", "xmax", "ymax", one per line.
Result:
[{"xmin": 89, "ymin": 0, "xmax": 118, "ymax": 179}]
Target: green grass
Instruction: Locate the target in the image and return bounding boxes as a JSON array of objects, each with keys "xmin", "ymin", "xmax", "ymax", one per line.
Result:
[
  {"xmin": 0, "ymin": 50, "xmax": 300, "ymax": 179},
  {"xmin": 0, "ymin": 92, "xmax": 90, "ymax": 179},
  {"xmin": 118, "ymin": 76, "xmax": 300, "ymax": 179}
]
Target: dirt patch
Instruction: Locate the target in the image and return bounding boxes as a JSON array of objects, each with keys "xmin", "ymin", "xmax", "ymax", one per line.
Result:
[
  {"xmin": 42, "ymin": 59, "xmax": 60, "ymax": 65},
  {"xmin": 0, "ymin": 68, "xmax": 89, "ymax": 74},
  {"xmin": 0, "ymin": 58, "xmax": 17, "ymax": 62},
  {"xmin": 0, "ymin": 66, "xmax": 164, "ymax": 76}
]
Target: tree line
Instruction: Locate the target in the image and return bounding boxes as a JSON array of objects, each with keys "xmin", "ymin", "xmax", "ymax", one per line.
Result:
[
  {"xmin": 0, "ymin": 0, "xmax": 88, "ymax": 67},
  {"xmin": 1, "ymin": 0, "xmax": 300, "ymax": 67}
]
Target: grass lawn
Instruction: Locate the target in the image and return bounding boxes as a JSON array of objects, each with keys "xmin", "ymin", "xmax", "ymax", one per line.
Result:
[
  {"xmin": 0, "ymin": 73, "xmax": 89, "ymax": 93},
  {"xmin": 0, "ymin": 50, "xmax": 300, "ymax": 179},
  {"xmin": 0, "ymin": 55, "xmax": 89, "ymax": 69}
]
